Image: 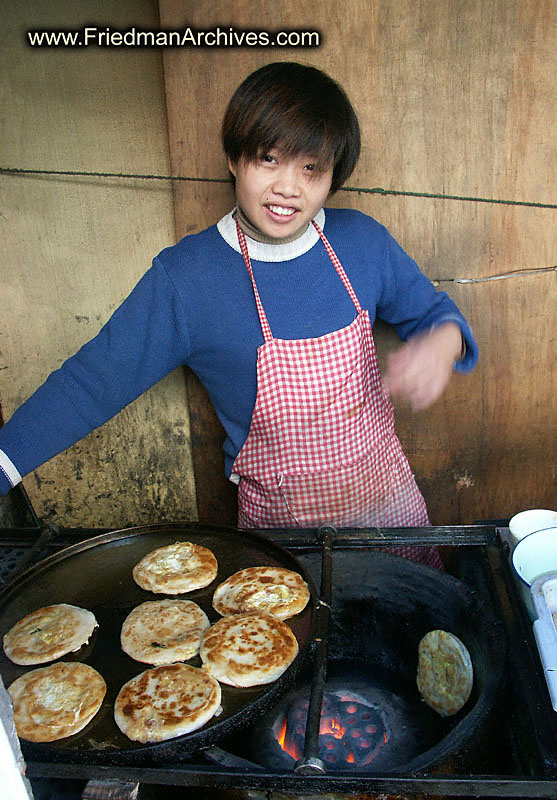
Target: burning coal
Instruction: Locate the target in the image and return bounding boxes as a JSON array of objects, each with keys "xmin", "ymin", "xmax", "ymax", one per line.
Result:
[{"xmin": 273, "ymin": 689, "xmax": 390, "ymax": 769}]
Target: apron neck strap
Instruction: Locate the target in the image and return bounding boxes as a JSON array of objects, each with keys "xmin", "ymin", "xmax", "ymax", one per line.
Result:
[
  {"xmin": 311, "ymin": 220, "xmax": 363, "ymax": 314},
  {"xmin": 235, "ymin": 218, "xmax": 364, "ymax": 342},
  {"xmin": 236, "ymin": 221, "xmax": 274, "ymax": 342}
]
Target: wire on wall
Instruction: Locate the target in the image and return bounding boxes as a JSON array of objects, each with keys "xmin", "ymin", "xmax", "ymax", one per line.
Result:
[
  {"xmin": 1, "ymin": 166, "xmax": 555, "ymax": 285},
  {"xmin": 1, "ymin": 166, "xmax": 555, "ymax": 209}
]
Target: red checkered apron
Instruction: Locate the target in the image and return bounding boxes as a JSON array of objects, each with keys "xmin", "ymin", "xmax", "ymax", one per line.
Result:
[{"xmin": 231, "ymin": 220, "xmax": 442, "ymax": 569}]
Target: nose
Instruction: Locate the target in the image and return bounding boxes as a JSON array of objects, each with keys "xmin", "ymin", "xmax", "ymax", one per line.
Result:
[{"xmin": 271, "ymin": 164, "xmax": 302, "ymax": 198}]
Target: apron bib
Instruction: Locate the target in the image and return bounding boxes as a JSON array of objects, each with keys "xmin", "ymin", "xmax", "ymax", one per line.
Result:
[{"xmin": 231, "ymin": 220, "xmax": 442, "ymax": 569}]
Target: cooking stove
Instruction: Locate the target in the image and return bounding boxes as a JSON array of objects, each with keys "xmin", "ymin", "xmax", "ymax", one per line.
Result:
[{"xmin": 0, "ymin": 517, "xmax": 556, "ymax": 800}]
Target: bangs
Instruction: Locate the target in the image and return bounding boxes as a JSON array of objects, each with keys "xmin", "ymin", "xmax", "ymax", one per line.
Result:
[
  {"xmin": 234, "ymin": 101, "xmax": 341, "ymax": 174},
  {"xmin": 222, "ymin": 63, "xmax": 360, "ymax": 192}
]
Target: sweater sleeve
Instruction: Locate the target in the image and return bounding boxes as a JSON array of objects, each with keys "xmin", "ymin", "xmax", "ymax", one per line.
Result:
[
  {"xmin": 0, "ymin": 258, "xmax": 191, "ymax": 494},
  {"xmin": 375, "ymin": 226, "xmax": 478, "ymax": 372}
]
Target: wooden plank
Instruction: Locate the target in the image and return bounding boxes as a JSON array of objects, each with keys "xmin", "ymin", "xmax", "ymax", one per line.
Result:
[
  {"xmin": 0, "ymin": 1, "xmax": 197, "ymax": 528},
  {"xmin": 172, "ymin": 181, "xmax": 238, "ymax": 526}
]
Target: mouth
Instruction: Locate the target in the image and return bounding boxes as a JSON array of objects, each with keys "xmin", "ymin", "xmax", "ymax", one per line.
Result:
[{"xmin": 265, "ymin": 204, "xmax": 299, "ymax": 221}]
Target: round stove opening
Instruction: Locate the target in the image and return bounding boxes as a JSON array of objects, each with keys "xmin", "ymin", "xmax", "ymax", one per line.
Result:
[
  {"xmin": 274, "ymin": 689, "xmax": 390, "ymax": 768},
  {"xmin": 246, "ymin": 660, "xmax": 450, "ymax": 772}
]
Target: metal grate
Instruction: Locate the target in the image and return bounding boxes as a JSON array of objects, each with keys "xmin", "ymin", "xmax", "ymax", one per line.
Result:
[{"xmin": 0, "ymin": 546, "xmax": 29, "ymax": 585}]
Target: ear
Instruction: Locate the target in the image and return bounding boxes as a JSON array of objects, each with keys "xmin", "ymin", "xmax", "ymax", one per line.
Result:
[{"xmin": 227, "ymin": 158, "xmax": 237, "ymax": 177}]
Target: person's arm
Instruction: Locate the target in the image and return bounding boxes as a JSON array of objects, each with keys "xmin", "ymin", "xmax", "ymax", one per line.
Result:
[
  {"xmin": 383, "ymin": 321, "xmax": 464, "ymax": 410},
  {"xmin": 375, "ymin": 226, "xmax": 478, "ymax": 409},
  {"xmin": 0, "ymin": 258, "xmax": 191, "ymax": 494}
]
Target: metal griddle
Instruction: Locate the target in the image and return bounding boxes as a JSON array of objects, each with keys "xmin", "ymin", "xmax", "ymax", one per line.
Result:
[{"xmin": 0, "ymin": 522, "xmax": 317, "ymax": 765}]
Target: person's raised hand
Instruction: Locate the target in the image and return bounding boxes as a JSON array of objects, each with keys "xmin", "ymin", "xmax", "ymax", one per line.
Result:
[{"xmin": 383, "ymin": 322, "xmax": 463, "ymax": 411}]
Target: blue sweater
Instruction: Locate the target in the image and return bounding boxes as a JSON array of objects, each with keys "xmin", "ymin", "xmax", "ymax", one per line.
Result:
[{"xmin": 0, "ymin": 208, "xmax": 478, "ymax": 494}]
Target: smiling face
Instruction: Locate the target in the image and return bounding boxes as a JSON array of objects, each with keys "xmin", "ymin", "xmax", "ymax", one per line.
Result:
[{"xmin": 228, "ymin": 151, "xmax": 333, "ymax": 240}]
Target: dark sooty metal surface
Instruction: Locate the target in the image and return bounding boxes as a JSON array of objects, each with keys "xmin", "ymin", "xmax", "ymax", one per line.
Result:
[
  {"xmin": 0, "ymin": 523, "xmax": 317, "ymax": 765},
  {"xmin": 327, "ymin": 550, "xmax": 508, "ymax": 773},
  {"xmin": 247, "ymin": 549, "xmax": 507, "ymax": 775}
]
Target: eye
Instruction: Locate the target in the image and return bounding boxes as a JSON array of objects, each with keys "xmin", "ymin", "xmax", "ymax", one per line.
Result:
[
  {"xmin": 261, "ymin": 154, "xmax": 277, "ymax": 164},
  {"xmin": 304, "ymin": 163, "xmax": 316, "ymax": 172}
]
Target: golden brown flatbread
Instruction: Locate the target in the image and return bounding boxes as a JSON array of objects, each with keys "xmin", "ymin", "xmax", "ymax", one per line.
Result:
[
  {"xmin": 416, "ymin": 629, "xmax": 474, "ymax": 717},
  {"xmin": 120, "ymin": 599, "xmax": 210, "ymax": 665},
  {"xmin": 200, "ymin": 611, "xmax": 299, "ymax": 687},
  {"xmin": 3, "ymin": 603, "xmax": 98, "ymax": 666},
  {"xmin": 8, "ymin": 662, "xmax": 106, "ymax": 742},
  {"xmin": 212, "ymin": 566, "xmax": 310, "ymax": 619},
  {"xmin": 132, "ymin": 541, "xmax": 218, "ymax": 594},
  {"xmin": 114, "ymin": 662, "xmax": 222, "ymax": 743}
]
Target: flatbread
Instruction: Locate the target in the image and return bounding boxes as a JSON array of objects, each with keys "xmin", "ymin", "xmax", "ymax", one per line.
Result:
[
  {"xmin": 3, "ymin": 603, "xmax": 98, "ymax": 666},
  {"xmin": 200, "ymin": 611, "xmax": 299, "ymax": 687},
  {"xmin": 132, "ymin": 541, "xmax": 218, "ymax": 594},
  {"xmin": 114, "ymin": 662, "xmax": 222, "ymax": 743},
  {"xmin": 212, "ymin": 566, "xmax": 310, "ymax": 619},
  {"xmin": 120, "ymin": 599, "xmax": 210, "ymax": 665},
  {"xmin": 8, "ymin": 662, "xmax": 106, "ymax": 742},
  {"xmin": 416, "ymin": 629, "xmax": 474, "ymax": 717}
]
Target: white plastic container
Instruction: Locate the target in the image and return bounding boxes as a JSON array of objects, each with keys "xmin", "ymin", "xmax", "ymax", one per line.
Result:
[{"xmin": 531, "ymin": 573, "xmax": 557, "ymax": 711}]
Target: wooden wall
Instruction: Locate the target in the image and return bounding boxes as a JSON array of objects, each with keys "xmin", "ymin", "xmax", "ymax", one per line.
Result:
[
  {"xmin": 160, "ymin": 0, "xmax": 556, "ymax": 525},
  {"xmin": 0, "ymin": 1, "xmax": 197, "ymax": 527},
  {"xmin": 0, "ymin": 1, "xmax": 554, "ymax": 530}
]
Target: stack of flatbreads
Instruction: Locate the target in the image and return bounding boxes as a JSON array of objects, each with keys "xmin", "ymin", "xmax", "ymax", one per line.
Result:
[
  {"xmin": 3, "ymin": 603, "xmax": 105, "ymax": 742},
  {"xmin": 199, "ymin": 565, "xmax": 310, "ymax": 689},
  {"xmin": 123, "ymin": 540, "xmax": 219, "ymax": 668},
  {"xmin": 112, "ymin": 540, "xmax": 223, "ymax": 742}
]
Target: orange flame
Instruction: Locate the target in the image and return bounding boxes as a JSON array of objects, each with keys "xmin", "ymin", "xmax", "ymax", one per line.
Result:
[
  {"xmin": 277, "ymin": 717, "xmax": 287, "ymax": 748},
  {"xmin": 276, "ymin": 716, "xmax": 303, "ymax": 761},
  {"xmin": 319, "ymin": 716, "xmax": 346, "ymax": 740},
  {"xmin": 274, "ymin": 693, "xmax": 390, "ymax": 767}
]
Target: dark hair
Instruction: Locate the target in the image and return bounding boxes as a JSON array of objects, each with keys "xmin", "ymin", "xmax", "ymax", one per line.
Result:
[{"xmin": 222, "ymin": 62, "xmax": 360, "ymax": 193}]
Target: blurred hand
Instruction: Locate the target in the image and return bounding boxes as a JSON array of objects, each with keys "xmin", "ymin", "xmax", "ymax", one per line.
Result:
[{"xmin": 382, "ymin": 322, "xmax": 463, "ymax": 411}]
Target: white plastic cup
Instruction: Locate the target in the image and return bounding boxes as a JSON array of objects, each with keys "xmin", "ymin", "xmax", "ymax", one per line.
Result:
[{"xmin": 509, "ymin": 509, "xmax": 557, "ymax": 544}]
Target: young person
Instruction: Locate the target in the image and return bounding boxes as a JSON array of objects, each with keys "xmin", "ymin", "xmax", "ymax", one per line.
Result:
[{"xmin": 0, "ymin": 63, "xmax": 477, "ymax": 567}]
